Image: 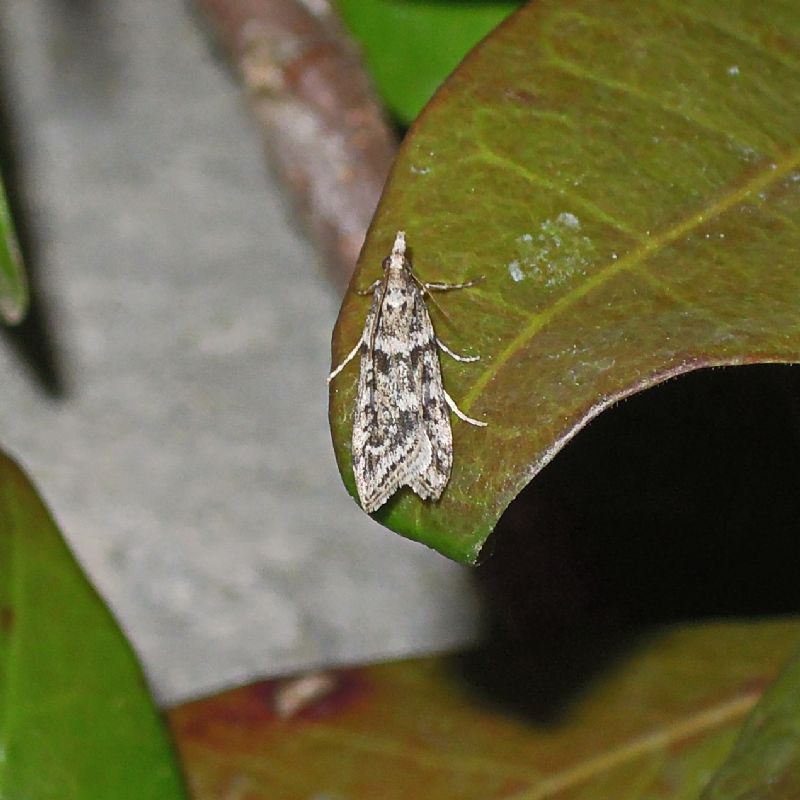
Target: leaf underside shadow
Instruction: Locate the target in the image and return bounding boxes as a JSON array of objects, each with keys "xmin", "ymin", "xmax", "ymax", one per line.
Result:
[{"xmin": 329, "ymin": 0, "xmax": 800, "ymax": 563}]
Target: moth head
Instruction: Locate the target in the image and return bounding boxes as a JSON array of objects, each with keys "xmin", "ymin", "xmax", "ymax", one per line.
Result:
[{"xmin": 382, "ymin": 230, "xmax": 410, "ymax": 273}]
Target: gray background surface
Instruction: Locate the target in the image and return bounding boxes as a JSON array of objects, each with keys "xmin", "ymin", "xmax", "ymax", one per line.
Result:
[{"xmin": 0, "ymin": 0, "xmax": 479, "ymax": 705}]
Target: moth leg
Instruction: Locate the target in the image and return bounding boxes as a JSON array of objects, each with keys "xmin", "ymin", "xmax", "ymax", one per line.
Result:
[
  {"xmin": 327, "ymin": 339, "xmax": 362, "ymax": 384},
  {"xmin": 354, "ymin": 279, "xmax": 381, "ymax": 296},
  {"xmin": 423, "ymin": 275, "xmax": 485, "ymax": 292},
  {"xmin": 436, "ymin": 337, "xmax": 480, "ymax": 363},
  {"xmin": 443, "ymin": 390, "xmax": 488, "ymax": 427}
]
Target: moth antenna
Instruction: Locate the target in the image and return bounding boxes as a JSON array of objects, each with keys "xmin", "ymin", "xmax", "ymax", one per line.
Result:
[{"xmin": 410, "ymin": 271, "xmax": 456, "ymax": 327}]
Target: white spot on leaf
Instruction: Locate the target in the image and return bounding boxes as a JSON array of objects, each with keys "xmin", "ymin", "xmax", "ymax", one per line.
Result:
[
  {"xmin": 508, "ymin": 260, "xmax": 524, "ymax": 282},
  {"xmin": 513, "ymin": 213, "xmax": 593, "ymax": 289},
  {"xmin": 557, "ymin": 212, "xmax": 580, "ymax": 230}
]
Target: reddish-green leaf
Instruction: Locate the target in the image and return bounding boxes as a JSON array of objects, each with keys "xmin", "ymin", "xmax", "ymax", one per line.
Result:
[
  {"xmin": 0, "ymin": 452, "xmax": 186, "ymax": 799},
  {"xmin": 171, "ymin": 620, "xmax": 800, "ymax": 799},
  {"xmin": 0, "ymin": 176, "xmax": 27, "ymax": 325},
  {"xmin": 329, "ymin": 0, "xmax": 800, "ymax": 563}
]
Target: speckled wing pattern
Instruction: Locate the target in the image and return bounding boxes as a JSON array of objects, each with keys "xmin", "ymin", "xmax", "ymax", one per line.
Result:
[
  {"xmin": 328, "ymin": 230, "xmax": 486, "ymax": 514},
  {"xmin": 351, "ymin": 275, "xmax": 452, "ymax": 513}
]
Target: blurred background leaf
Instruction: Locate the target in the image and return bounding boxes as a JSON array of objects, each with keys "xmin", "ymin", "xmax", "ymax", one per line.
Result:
[
  {"xmin": 330, "ymin": 0, "xmax": 800, "ymax": 562},
  {"xmin": 172, "ymin": 620, "xmax": 800, "ymax": 799},
  {"xmin": 337, "ymin": 0, "xmax": 522, "ymax": 124},
  {"xmin": 0, "ymin": 174, "xmax": 27, "ymax": 325},
  {"xmin": 0, "ymin": 452, "xmax": 186, "ymax": 799}
]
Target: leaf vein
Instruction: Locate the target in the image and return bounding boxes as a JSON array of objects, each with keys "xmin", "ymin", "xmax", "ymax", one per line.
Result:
[
  {"xmin": 470, "ymin": 145, "xmax": 642, "ymax": 239},
  {"xmin": 504, "ymin": 692, "xmax": 758, "ymax": 800},
  {"xmin": 545, "ymin": 54, "xmax": 764, "ymax": 154},
  {"xmin": 663, "ymin": 2, "xmax": 800, "ymax": 76},
  {"xmin": 462, "ymin": 148, "xmax": 800, "ymax": 411}
]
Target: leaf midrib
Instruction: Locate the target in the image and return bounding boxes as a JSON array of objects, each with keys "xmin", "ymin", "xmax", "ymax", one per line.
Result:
[
  {"xmin": 505, "ymin": 692, "xmax": 758, "ymax": 800},
  {"xmin": 461, "ymin": 148, "xmax": 800, "ymax": 412}
]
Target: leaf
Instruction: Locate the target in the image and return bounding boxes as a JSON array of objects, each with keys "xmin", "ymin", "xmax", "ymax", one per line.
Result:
[
  {"xmin": 328, "ymin": 0, "xmax": 800, "ymax": 563},
  {"xmin": 0, "ymin": 174, "xmax": 28, "ymax": 325},
  {"xmin": 171, "ymin": 619, "xmax": 800, "ymax": 799},
  {"xmin": 336, "ymin": 0, "xmax": 521, "ymax": 124},
  {"xmin": 0, "ymin": 452, "xmax": 186, "ymax": 799},
  {"xmin": 701, "ymin": 645, "xmax": 800, "ymax": 799}
]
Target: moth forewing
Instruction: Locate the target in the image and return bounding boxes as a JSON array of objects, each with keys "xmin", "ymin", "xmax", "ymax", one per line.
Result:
[{"xmin": 329, "ymin": 230, "xmax": 486, "ymax": 514}]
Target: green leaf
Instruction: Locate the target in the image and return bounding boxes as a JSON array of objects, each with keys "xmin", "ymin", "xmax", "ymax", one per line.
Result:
[
  {"xmin": 702, "ymin": 645, "xmax": 800, "ymax": 798},
  {"xmin": 336, "ymin": 0, "xmax": 521, "ymax": 124},
  {"xmin": 172, "ymin": 620, "xmax": 800, "ymax": 798},
  {"xmin": 329, "ymin": 0, "xmax": 800, "ymax": 563},
  {"xmin": 0, "ymin": 452, "xmax": 186, "ymax": 799},
  {"xmin": 0, "ymin": 175, "xmax": 28, "ymax": 325}
]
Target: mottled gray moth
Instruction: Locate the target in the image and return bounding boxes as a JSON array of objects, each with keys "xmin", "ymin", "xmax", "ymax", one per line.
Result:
[{"xmin": 328, "ymin": 230, "xmax": 486, "ymax": 513}]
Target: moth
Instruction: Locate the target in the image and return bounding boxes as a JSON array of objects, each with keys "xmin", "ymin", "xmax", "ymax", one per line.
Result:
[{"xmin": 328, "ymin": 230, "xmax": 486, "ymax": 513}]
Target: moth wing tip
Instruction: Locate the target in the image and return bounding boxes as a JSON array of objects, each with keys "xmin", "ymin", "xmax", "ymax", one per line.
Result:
[{"xmin": 358, "ymin": 484, "xmax": 389, "ymax": 515}]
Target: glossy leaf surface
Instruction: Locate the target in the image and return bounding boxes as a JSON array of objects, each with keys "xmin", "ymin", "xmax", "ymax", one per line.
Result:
[
  {"xmin": 329, "ymin": 0, "xmax": 800, "ymax": 563},
  {"xmin": 0, "ymin": 452, "xmax": 186, "ymax": 799},
  {"xmin": 172, "ymin": 620, "xmax": 800, "ymax": 799},
  {"xmin": 0, "ymin": 176, "xmax": 27, "ymax": 325},
  {"xmin": 337, "ymin": 0, "xmax": 520, "ymax": 124}
]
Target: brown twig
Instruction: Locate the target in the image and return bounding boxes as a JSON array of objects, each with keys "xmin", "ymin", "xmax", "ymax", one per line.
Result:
[{"xmin": 194, "ymin": 0, "xmax": 398, "ymax": 287}]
